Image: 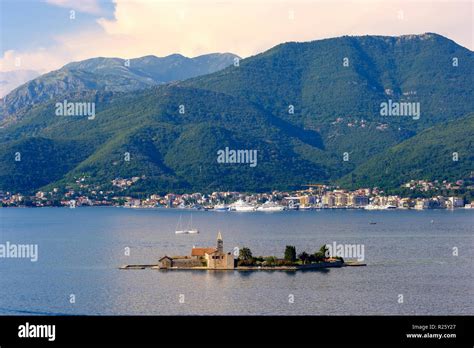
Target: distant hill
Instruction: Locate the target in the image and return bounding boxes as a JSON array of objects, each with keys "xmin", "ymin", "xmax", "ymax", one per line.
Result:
[
  {"xmin": 337, "ymin": 113, "xmax": 474, "ymax": 189},
  {"xmin": 0, "ymin": 34, "xmax": 472, "ymax": 194},
  {"xmin": 0, "ymin": 86, "xmax": 335, "ymax": 193},
  {"xmin": 183, "ymin": 33, "xmax": 473, "ymax": 163},
  {"xmin": 0, "ymin": 53, "xmax": 239, "ymax": 126}
]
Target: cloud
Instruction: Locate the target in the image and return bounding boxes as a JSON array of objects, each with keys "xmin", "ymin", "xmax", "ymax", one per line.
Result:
[
  {"xmin": 0, "ymin": 48, "xmax": 74, "ymax": 73},
  {"xmin": 1, "ymin": 0, "xmax": 472, "ymax": 75},
  {"xmin": 45, "ymin": 0, "xmax": 104, "ymax": 15}
]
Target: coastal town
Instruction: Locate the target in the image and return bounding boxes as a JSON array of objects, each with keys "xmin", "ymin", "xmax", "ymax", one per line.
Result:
[{"xmin": 1, "ymin": 176, "xmax": 473, "ymax": 210}]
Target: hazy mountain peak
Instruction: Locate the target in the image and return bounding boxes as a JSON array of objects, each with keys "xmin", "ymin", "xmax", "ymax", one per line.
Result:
[{"xmin": 0, "ymin": 52, "xmax": 239, "ymax": 125}]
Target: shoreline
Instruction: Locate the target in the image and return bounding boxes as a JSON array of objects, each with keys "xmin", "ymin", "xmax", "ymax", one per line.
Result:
[
  {"xmin": 119, "ymin": 261, "xmax": 367, "ymax": 271},
  {"xmin": 0, "ymin": 205, "xmax": 472, "ymax": 211}
]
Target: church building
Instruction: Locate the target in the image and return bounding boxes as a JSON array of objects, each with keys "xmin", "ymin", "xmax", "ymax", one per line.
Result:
[
  {"xmin": 193, "ymin": 232, "xmax": 235, "ymax": 269},
  {"xmin": 158, "ymin": 232, "xmax": 235, "ymax": 269}
]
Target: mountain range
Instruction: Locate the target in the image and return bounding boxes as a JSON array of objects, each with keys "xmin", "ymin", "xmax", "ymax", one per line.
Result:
[
  {"xmin": 0, "ymin": 33, "xmax": 472, "ymax": 195},
  {"xmin": 0, "ymin": 52, "xmax": 238, "ymax": 126}
]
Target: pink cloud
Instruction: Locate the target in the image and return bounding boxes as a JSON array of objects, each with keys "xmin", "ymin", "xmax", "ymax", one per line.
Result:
[{"xmin": 1, "ymin": 0, "xmax": 472, "ymax": 74}]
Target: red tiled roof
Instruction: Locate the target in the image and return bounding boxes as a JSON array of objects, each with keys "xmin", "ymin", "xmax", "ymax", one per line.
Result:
[
  {"xmin": 191, "ymin": 247, "xmax": 216, "ymax": 256},
  {"xmin": 207, "ymin": 249, "xmax": 222, "ymax": 255}
]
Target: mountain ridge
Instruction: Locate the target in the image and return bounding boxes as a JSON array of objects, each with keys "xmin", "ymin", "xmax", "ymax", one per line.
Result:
[
  {"xmin": 0, "ymin": 52, "xmax": 239, "ymax": 126},
  {"xmin": 0, "ymin": 33, "xmax": 472, "ymax": 194}
]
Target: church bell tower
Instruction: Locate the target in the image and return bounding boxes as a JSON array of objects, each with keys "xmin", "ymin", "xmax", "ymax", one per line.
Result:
[{"xmin": 217, "ymin": 231, "xmax": 223, "ymax": 253}]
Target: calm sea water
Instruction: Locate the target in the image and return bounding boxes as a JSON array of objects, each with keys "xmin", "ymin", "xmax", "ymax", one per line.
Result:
[{"xmin": 0, "ymin": 207, "xmax": 472, "ymax": 315}]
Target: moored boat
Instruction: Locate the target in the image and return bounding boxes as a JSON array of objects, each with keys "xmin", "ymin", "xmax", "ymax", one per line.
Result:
[
  {"xmin": 213, "ymin": 204, "xmax": 229, "ymax": 211},
  {"xmin": 256, "ymin": 201, "xmax": 285, "ymax": 211},
  {"xmin": 230, "ymin": 199, "xmax": 256, "ymax": 212}
]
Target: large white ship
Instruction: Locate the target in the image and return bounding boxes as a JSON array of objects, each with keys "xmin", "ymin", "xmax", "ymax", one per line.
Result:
[
  {"xmin": 256, "ymin": 201, "xmax": 285, "ymax": 212},
  {"xmin": 230, "ymin": 200, "xmax": 256, "ymax": 212}
]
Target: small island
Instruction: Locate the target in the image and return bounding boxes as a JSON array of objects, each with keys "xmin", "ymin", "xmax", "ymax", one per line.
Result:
[{"xmin": 120, "ymin": 232, "xmax": 366, "ymax": 271}]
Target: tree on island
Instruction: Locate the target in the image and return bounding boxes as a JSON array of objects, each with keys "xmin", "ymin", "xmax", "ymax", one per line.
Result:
[
  {"xmin": 298, "ymin": 251, "xmax": 310, "ymax": 265},
  {"xmin": 319, "ymin": 244, "xmax": 329, "ymax": 256},
  {"xmin": 263, "ymin": 256, "xmax": 277, "ymax": 266},
  {"xmin": 238, "ymin": 247, "xmax": 255, "ymax": 266},
  {"xmin": 314, "ymin": 244, "xmax": 330, "ymax": 262},
  {"xmin": 239, "ymin": 247, "xmax": 253, "ymax": 261},
  {"xmin": 284, "ymin": 245, "xmax": 296, "ymax": 262}
]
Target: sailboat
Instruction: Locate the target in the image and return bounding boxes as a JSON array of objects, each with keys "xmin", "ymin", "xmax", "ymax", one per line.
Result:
[{"xmin": 175, "ymin": 214, "xmax": 199, "ymax": 234}]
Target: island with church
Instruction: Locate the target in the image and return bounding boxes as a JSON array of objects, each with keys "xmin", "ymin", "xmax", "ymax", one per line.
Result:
[{"xmin": 120, "ymin": 232, "xmax": 366, "ymax": 271}]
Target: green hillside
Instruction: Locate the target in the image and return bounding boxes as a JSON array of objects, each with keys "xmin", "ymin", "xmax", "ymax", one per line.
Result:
[
  {"xmin": 183, "ymin": 33, "xmax": 473, "ymax": 165},
  {"xmin": 338, "ymin": 113, "xmax": 474, "ymax": 189},
  {"xmin": 0, "ymin": 34, "xmax": 472, "ymax": 195},
  {"xmin": 0, "ymin": 86, "xmax": 337, "ymax": 193}
]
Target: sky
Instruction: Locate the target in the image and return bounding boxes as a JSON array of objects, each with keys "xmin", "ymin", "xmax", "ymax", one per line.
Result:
[{"xmin": 0, "ymin": 0, "xmax": 472, "ymax": 74}]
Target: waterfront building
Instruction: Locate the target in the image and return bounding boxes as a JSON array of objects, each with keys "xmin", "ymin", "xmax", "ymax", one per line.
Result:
[
  {"xmin": 158, "ymin": 255, "xmax": 201, "ymax": 268},
  {"xmin": 414, "ymin": 199, "xmax": 426, "ymax": 210},
  {"xmin": 322, "ymin": 194, "xmax": 335, "ymax": 207},
  {"xmin": 399, "ymin": 198, "xmax": 412, "ymax": 208},
  {"xmin": 205, "ymin": 232, "xmax": 235, "ymax": 269},
  {"xmin": 191, "ymin": 247, "xmax": 217, "ymax": 259},
  {"xmin": 387, "ymin": 196, "xmax": 400, "ymax": 207},
  {"xmin": 158, "ymin": 256, "xmax": 173, "ymax": 268},
  {"xmin": 282, "ymin": 197, "xmax": 302, "ymax": 209},
  {"xmin": 335, "ymin": 192, "xmax": 348, "ymax": 207},
  {"xmin": 449, "ymin": 197, "xmax": 465, "ymax": 208},
  {"xmin": 295, "ymin": 195, "xmax": 315, "ymax": 206},
  {"xmin": 347, "ymin": 193, "xmax": 369, "ymax": 207},
  {"xmin": 353, "ymin": 195, "xmax": 369, "ymax": 207},
  {"xmin": 159, "ymin": 232, "xmax": 234, "ymax": 269},
  {"xmin": 436, "ymin": 196, "xmax": 448, "ymax": 209},
  {"xmin": 415, "ymin": 199, "xmax": 433, "ymax": 210}
]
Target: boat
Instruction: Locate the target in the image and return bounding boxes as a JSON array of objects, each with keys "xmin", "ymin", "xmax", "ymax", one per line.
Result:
[
  {"xmin": 299, "ymin": 204, "xmax": 313, "ymax": 211},
  {"xmin": 364, "ymin": 205, "xmax": 381, "ymax": 210},
  {"xmin": 230, "ymin": 199, "xmax": 256, "ymax": 212},
  {"xmin": 256, "ymin": 201, "xmax": 285, "ymax": 212},
  {"xmin": 364, "ymin": 204, "xmax": 397, "ymax": 210},
  {"xmin": 175, "ymin": 214, "xmax": 199, "ymax": 234},
  {"xmin": 286, "ymin": 200, "xmax": 299, "ymax": 210},
  {"xmin": 213, "ymin": 204, "xmax": 229, "ymax": 211}
]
